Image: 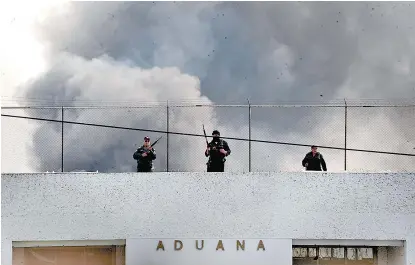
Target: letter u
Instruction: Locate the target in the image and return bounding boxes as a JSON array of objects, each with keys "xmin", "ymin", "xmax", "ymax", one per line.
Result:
[{"xmin": 196, "ymin": 240, "xmax": 204, "ymax": 250}]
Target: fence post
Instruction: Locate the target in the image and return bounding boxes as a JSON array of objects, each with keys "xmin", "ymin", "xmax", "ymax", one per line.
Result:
[
  {"xmin": 166, "ymin": 101, "xmax": 169, "ymax": 172},
  {"xmin": 344, "ymin": 99, "xmax": 347, "ymax": 171},
  {"xmin": 61, "ymin": 106, "xmax": 64, "ymax": 172},
  {"xmin": 248, "ymin": 100, "xmax": 252, "ymax": 172}
]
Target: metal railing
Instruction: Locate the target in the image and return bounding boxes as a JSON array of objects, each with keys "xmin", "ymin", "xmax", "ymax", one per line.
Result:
[{"xmin": 2, "ymin": 102, "xmax": 415, "ymax": 173}]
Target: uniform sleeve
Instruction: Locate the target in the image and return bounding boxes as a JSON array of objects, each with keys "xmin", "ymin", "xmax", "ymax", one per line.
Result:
[
  {"xmin": 149, "ymin": 148, "xmax": 156, "ymax": 160},
  {"xmin": 302, "ymin": 155, "xmax": 308, "ymax": 167},
  {"xmin": 223, "ymin": 141, "xmax": 231, "ymax": 156},
  {"xmin": 205, "ymin": 142, "xmax": 210, "ymax": 157},
  {"xmin": 320, "ymin": 154, "xmax": 327, "ymax": 171},
  {"xmin": 133, "ymin": 149, "xmax": 140, "ymax": 160}
]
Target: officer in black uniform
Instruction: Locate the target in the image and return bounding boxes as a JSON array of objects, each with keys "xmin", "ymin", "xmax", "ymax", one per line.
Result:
[
  {"xmin": 133, "ymin": 136, "xmax": 157, "ymax": 172},
  {"xmin": 205, "ymin": 130, "xmax": 231, "ymax": 172},
  {"xmin": 302, "ymin": 145, "xmax": 327, "ymax": 171}
]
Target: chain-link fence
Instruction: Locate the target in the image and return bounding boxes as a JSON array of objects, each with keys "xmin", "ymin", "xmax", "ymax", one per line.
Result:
[{"xmin": 2, "ymin": 103, "xmax": 414, "ymax": 173}]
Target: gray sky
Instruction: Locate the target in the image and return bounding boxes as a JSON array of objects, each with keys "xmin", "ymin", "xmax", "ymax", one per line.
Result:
[{"xmin": 1, "ymin": 1, "xmax": 414, "ymax": 173}]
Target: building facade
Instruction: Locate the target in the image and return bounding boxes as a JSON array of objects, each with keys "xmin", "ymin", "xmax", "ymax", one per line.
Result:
[{"xmin": 2, "ymin": 172, "xmax": 414, "ymax": 265}]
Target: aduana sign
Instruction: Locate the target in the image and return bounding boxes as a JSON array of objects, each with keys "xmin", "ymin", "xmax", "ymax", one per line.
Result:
[
  {"xmin": 126, "ymin": 238, "xmax": 292, "ymax": 265},
  {"xmin": 156, "ymin": 239, "xmax": 266, "ymax": 251}
]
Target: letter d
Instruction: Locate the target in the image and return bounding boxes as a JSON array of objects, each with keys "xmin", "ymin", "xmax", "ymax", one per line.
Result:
[{"xmin": 175, "ymin": 240, "xmax": 183, "ymax": 251}]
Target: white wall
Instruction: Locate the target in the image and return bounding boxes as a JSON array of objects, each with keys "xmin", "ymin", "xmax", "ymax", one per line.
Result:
[{"xmin": 2, "ymin": 172, "xmax": 415, "ymax": 265}]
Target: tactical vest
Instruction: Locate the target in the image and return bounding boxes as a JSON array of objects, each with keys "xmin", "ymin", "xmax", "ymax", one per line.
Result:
[{"xmin": 208, "ymin": 139, "xmax": 226, "ymax": 164}]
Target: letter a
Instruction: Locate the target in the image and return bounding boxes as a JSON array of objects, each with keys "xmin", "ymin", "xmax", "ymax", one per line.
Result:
[
  {"xmin": 156, "ymin": 241, "xmax": 165, "ymax": 251},
  {"xmin": 216, "ymin": 240, "xmax": 225, "ymax": 251},
  {"xmin": 196, "ymin": 240, "xmax": 204, "ymax": 250},
  {"xmin": 237, "ymin": 240, "xmax": 245, "ymax": 251},
  {"xmin": 174, "ymin": 240, "xmax": 183, "ymax": 251},
  {"xmin": 257, "ymin": 240, "xmax": 265, "ymax": 251}
]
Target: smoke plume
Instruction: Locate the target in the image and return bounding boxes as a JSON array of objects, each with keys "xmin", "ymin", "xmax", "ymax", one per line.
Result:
[{"xmin": 5, "ymin": 1, "xmax": 415, "ymax": 172}]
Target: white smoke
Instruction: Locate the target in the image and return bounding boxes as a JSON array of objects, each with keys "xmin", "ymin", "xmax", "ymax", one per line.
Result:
[
  {"xmin": 10, "ymin": 52, "xmax": 221, "ymax": 172},
  {"xmin": 1, "ymin": 1, "xmax": 415, "ymax": 173}
]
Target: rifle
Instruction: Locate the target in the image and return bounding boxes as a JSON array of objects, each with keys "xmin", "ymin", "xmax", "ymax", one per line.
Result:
[
  {"xmin": 151, "ymin": 136, "xmax": 162, "ymax": 148},
  {"xmin": 136, "ymin": 136, "xmax": 162, "ymax": 152},
  {"xmin": 202, "ymin": 124, "xmax": 209, "ymax": 147},
  {"xmin": 141, "ymin": 136, "xmax": 161, "ymax": 156}
]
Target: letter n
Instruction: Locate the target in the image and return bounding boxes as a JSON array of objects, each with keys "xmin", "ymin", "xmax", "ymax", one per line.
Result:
[
  {"xmin": 196, "ymin": 240, "xmax": 204, "ymax": 250},
  {"xmin": 156, "ymin": 241, "xmax": 165, "ymax": 251},
  {"xmin": 216, "ymin": 240, "xmax": 225, "ymax": 251},
  {"xmin": 257, "ymin": 240, "xmax": 265, "ymax": 251},
  {"xmin": 174, "ymin": 240, "xmax": 183, "ymax": 251},
  {"xmin": 237, "ymin": 240, "xmax": 245, "ymax": 251}
]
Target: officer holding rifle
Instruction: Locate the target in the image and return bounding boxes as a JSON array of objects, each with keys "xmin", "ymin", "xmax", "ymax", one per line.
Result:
[
  {"xmin": 204, "ymin": 128, "xmax": 231, "ymax": 172},
  {"xmin": 133, "ymin": 136, "xmax": 159, "ymax": 172}
]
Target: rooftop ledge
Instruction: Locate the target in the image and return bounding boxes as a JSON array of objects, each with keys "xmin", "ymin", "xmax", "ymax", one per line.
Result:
[
  {"xmin": 2, "ymin": 171, "xmax": 414, "ymax": 175},
  {"xmin": 2, "ymin": 171, "xmax": 414, "ymax": 246}
]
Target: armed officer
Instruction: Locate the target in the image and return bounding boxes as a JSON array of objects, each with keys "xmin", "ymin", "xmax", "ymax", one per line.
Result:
[
  {"xmin": 302, "ymin": 145, "xmax": 327, "ymax": 171},
  {"xmin": 133, "ymin": 136, "xmax": 157, "ymax": 172},
  {"xmin": 205, "ymin": 130, "xmax": 231, "ymax": 172}
]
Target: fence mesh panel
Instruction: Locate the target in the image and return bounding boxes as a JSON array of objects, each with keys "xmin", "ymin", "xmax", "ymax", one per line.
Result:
[
  {"xmin": 2, "ymin": 108, "xmax": 62, "ymax": 172},
  {"xmin": 62, "ymin": 107, "xmax": 167, "ymax": 172},
  {"xmin": 1, "ymin": 104, "xmax": 414, "ymax": 173},
  {"xmin": 346, "ymin": 151, "xmax": 415, "ymax": 172},
  {"xmin": 346, "ymin": 106, "xmax": 415, "ymax": 171},
  {"xmin": 251, "ymin": 106, "xmax": 345, "ymax": 171}
]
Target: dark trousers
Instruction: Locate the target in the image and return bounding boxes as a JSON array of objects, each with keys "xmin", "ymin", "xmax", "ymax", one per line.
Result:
[
  {"xmin": 306, "ymin": 167, "xmax": 322, "ymax": 171},
  {"xmin": 207, "ymin": 162, "xmax": 225, "ymax": 172},
  {"xmin": 137, "ymin": 166, "xmax": 152, "ymax": 172}
]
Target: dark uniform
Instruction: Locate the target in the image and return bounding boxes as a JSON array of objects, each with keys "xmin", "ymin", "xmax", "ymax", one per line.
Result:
[
  {"xmin": 205, "ymin": 130, "xmax": 231, "ymax": 172},
  {"xmin": 302, "ymin": 151, "xmax": 327, "ymax": 171},
  {"xmin": 133, "ymin": 144, "xmax": 156, "ymax": 172}
]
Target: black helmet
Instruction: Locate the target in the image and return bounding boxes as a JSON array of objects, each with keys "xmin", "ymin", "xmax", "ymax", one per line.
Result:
[{"xmin": 212, "ymin": 130, "xmax": 220, "ymax": 135}]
